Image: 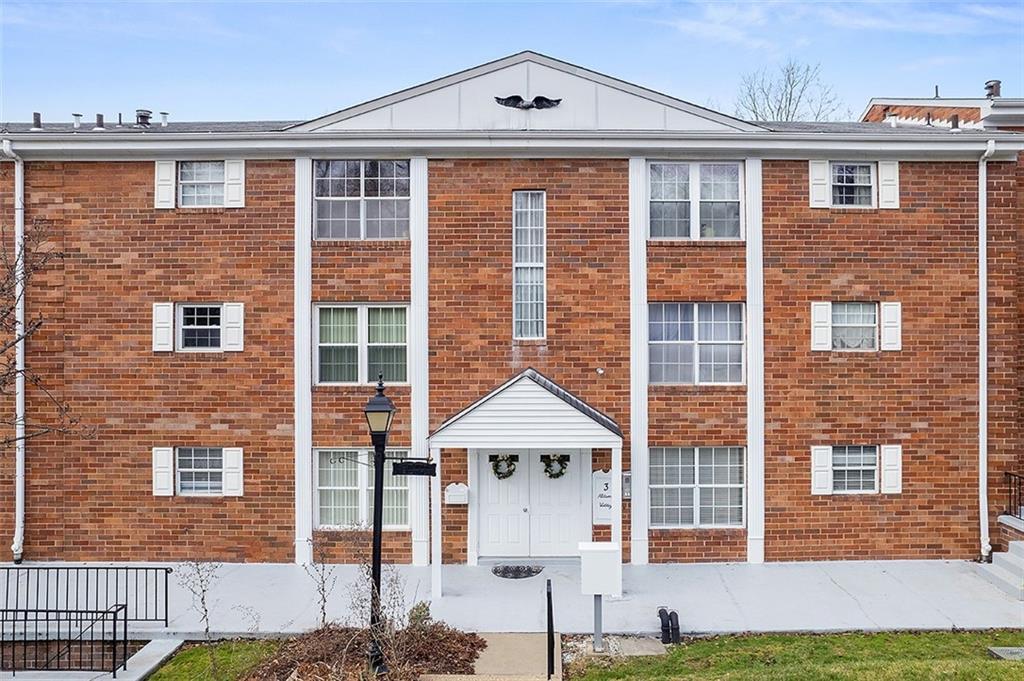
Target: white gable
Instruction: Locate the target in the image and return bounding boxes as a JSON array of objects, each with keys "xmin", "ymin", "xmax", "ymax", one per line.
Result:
[
  {"xmin": 293, "ymin": 52, "xmax": 760, "ymax": 134},
  {"xmin": 429, "ymin": 375, "xmax": 622, "ymax": 449}
]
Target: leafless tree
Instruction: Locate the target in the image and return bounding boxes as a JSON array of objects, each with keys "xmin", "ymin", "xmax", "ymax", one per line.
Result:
[
  {"xmin": 178, "ymin": 560, "xmax": 222, "ymax": 676},
  {"xmin": 305, "ymin": 537, "xmax": 340, "ymax": 627},
  {"xmin": 0, "ymin": 218, "xmax": 90, "ymax": 446},
  {"xmin": 735, "ymin": 59, "xmax": 846, "ymax": 122}
]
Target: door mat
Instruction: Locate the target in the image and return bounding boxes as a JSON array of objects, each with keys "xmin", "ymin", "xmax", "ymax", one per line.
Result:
[{"xmin": 491, "ymin": 565, "xmax": 544, "ymax": 579}]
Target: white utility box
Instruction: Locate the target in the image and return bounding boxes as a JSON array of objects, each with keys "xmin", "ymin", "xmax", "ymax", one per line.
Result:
[
  {"xmin": 444, "ymin": 482, "xmax": 469, "ymax": 505},
  {"xmin": 578, "ymin": 541, "xmax": 621, "ymax": 597}
]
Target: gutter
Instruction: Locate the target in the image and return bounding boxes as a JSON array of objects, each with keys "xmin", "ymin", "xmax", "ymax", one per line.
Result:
[
  {"xmin": 978, "ymin": 139, "xmax": 996, "ymax": 561},
  {"xmin": 1, "ymin": 140, "xmax": 26, "ymax": 563}
]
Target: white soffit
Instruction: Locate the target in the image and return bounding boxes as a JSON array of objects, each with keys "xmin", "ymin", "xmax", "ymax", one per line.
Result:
[{"xmin": 291, "ymin": 51, "xmax": 763, "ymax": 134}]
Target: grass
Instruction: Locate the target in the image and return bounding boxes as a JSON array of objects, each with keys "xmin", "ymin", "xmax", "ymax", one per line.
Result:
[
  {"xmin": 572, "ymin": 630, "xmax": 1024, "ymax": 680},
  {"xmin": 148, "ymin": 638, "xmax": 280, "ymax": 681}
]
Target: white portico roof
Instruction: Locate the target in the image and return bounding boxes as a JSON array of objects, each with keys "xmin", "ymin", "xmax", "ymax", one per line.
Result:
[{"xmin": 428, "ymin": 368, "xmax": 623, "ymax": 449}]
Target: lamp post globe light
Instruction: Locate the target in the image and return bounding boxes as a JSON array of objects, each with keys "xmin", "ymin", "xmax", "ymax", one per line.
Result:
[{"xmin": 364, "ymin": 373, "xmax": 395, "ymax": 675}]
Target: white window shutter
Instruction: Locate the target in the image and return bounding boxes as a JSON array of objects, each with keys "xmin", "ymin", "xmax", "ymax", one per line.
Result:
[
  {"xmin": 224, "ymin": 160, "xmax": 246, "ymax": 208},
  {"xmin": 222, "ymin": 303, "xmax": 245, "ymax": 351},
  {"xmin": 222, "ymin": 447, "xmax": 244, "ymax": 496},
  {"xmin": 880, "ymin": 302, "xmax": 902, "ymax": 351},
  {"xmin": 152, "ymin": 447, "xmax": 174, "ymax": 496},
  {"xmin": 878, "ymin": 161, "xmax": 900, "ymax": 209},
  {"xmin": 810, "ymin": 446, "xmax": 833, "ymax": 494},
  {"xmin": 810, "ymin": 302, "xmax": 832, "ymax": 351},
  {"xmin": 154, "ymin": 161, "xmax": 176, "ymax": 209},
  {"xmin": 808, "ymin": 160, "xmax": 830, "ymax": 208},
  {"xmin": 152, "ymin": 303, "xmax": 174, "ymax": 352},
  {"xmin": 880, "ymin": 444, "xmax": 902, "ymax": 494}
]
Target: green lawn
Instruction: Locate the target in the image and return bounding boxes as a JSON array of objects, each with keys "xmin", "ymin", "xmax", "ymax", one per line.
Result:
[
  {"xmin": 573, "ymin": 631, "xmax": 1024, "ymax": 680},
  {"xmin": 148, "ymin": 639, "xmax": 280, "ymax": 681}
]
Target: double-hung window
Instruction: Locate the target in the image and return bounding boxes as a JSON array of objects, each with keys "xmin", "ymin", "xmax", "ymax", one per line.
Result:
[
  {"xmin": 316, "ymin": 449, "xmax": 409, "ymax": 529},
  {"xmin": 315, "ymin": 305, "xmax": 407, "ymax": 384},
  {"xmin": 178, "ymin": 162, "xmax": 225, "ymax": 207},
  {"xmin": 313, "ymin": 160, "xmax": 411, "ymax": 240},
  {"xmin": 649, "ymin": 303, "xmax": 744, "ymax": 384},
  {"xmin": 830, "ymin": 162, "xmax": 875, "ymax": 207},
  {"xmin": 831, "ymin": 302, "xmax": 877, "ymax": 350},
  {"xmin": 176, "ymin": 447, "xmax": 224, "ymax": 495},
  {"xmin": 178, "ymin": 304, "xmax": 222, "ymax": 350},
  {"xmin": 512, "ymin": 191, "xmax": 546, "ymax": 339},
  {"xmin": 649, "ymin": 162, "xmax": 743, "ymax": 239},
  {"xmin": 649, "ymin": 447, "xmax": 744, "ymax": 527},
  {"xmin": 830, "ymin": 445, "xmax": 878, "ymax": 493}
]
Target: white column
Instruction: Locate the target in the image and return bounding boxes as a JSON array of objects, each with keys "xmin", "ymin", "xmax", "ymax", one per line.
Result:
[
  {"xmin": 628, "ymin": 157, "xmax": 649, "ymax": 564},
  {"xmin": 293, "ymin": 158, "xmax": 314, "ymax": 564},
  {"xmin": 611, "ymin": 445, "xmax": 623, "ymax": 550},
  {"xmin": 410, "ymin": 157, "xmax": 430, "ymax": 566},
  {"xmin": 430, "ymin": 446, "xmax": 443, "ymax": 599},
  {"xmin": 744, "ymin": 158, "xmax": 766, "ymax": 564}
]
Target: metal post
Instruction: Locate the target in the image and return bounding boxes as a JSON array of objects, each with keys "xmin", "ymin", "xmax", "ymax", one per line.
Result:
[
  {"xmin": 593, "ymin": 594, "xmax": 603, "ymax": 652},
  {"xmin": 546, "ymin": 579, "xmax": 554, "ymax": 680},
  {"xmin": 369, "ymin": 430, "xmax": 387, "ymax": 674}
]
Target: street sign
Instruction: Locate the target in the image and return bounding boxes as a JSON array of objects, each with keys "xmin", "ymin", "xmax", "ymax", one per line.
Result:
[{"xmin": 392, "ymin": 460, "xmax": 437, "ymax": 477}]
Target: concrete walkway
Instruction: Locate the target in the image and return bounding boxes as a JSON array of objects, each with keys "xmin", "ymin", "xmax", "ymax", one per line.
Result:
[{"xmin": 114, "ymin": 559, "xmax": 1024, "ymax": 638}]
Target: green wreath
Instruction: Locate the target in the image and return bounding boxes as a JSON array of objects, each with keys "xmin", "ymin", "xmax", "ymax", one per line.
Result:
[
  {"xmin": 491, "ymin": 453, "xmax": 516, "ymax": 480},
  {"xmin": 542, "ymin": 454, "xmax": 569, "ymax": 479}
]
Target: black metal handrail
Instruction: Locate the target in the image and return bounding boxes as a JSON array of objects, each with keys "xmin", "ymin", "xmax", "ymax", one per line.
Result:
[
  {"xmin": 1, "ymin": 606, "xmax": 129, "ymax": 676},
  {"xmin": 1007, "ymin": 472, "xmax": 1024, "ymax": 520},
  {"xmin": 1, "ymin": 566, "xmax": 172, "ymax": 625},
  {"xmin": 546, "ymin": 578, "xmax": 554, "ymax": 680}
]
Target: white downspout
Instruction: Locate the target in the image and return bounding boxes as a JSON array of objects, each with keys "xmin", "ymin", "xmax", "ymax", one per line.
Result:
[
  {"xmin": 1, "ymin": 139, "xmax": 26, "ymax": 563},
  {"xmin": 978, "ymin": 139, "xmax": 995, "ymax": 561}
]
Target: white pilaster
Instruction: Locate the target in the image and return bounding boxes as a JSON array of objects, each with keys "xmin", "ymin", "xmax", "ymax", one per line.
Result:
[
  {"xmin": 294, "ymin": 158, "xmax": 314, "ymax": 564},
  {"xmin": 611, "ymin": 445, "xmax": 623, "ymax": 550},
  {"xmin": 744, "ymin": 158, "xmax": 766, "ymax": 564},
  {"xmin": 410, "ymin": 157, "xmax": 430, "ymax": 566},
  {"xmin": 628, "ymin": 157, "xmax": 649, "ymax": 564},
  {"xmin": 430, "ymin": 447, "xmax": 443, "ymax": 599}
]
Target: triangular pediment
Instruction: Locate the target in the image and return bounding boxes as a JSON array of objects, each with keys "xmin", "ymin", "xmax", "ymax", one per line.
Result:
[{"xmin": 290, "ymin": 51, "xmax": 762, "ymax": 133}]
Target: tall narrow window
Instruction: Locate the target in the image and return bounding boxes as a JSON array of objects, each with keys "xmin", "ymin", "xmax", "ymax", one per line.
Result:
[
  {"xmin": 512, "ymin": 191, "xmax": 546, "ymax": 339},
  {"xmin": 367, "ymin": 307, "xmax": 407, "ymax": 382}
]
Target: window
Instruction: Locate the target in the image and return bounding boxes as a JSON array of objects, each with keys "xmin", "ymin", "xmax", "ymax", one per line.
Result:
[
  {"xmin": 178, "ymin": 305, "xmax": 222, "ymax": 350},
  {"xmin": 649, "ymin": 447, "xmax": 744, "ymax": 527},
  {"xmin": 315, "ymin": 305, "xmax": 407, "ymax": 384},
  {"xmin": 512, "ymin": 191, "xmax": 546, "ymax": 339},
  {"xmin": 176, "ymin": 447, "xmax": 224, "ymax": 495},
  {"xmin": 313, "ymin": 160, "xmax": 410, "ymax": 240},
  {"xmin": 831, "ymin": 302, "xmax": 877, "ymax": 350},
  {"xmin": 649, "ymin": 303, "xmax": 744, "ymax": 384},
  {"xmin": 831, "ymin": 162, "xmax": 874, "ymax": 207},
  {"xmin": 831, "ymin": 445, "xmax": 878, "ymax": 493},
  {"xmin": 649, "ymin": 162, "xmax": 742, "ymax": 239},
  {"xmin": 178, "ymin": 162, "xmax": 225, "ymax": 207},
  {"xmin": 316, "ymin": 449, "xmax": 409, "ymax": 529}
]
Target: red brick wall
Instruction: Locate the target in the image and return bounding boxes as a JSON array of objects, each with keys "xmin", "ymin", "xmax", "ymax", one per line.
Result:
[
  {"xmin": 761, "ymin": 159, "xmax": 1018, "ymax": 561},
  {"xmin": 428, "ymin": 159, "xmax": 632, "ymax": 562},
  {"xmin": 0, "ymin": 160, "xmax": 296, "ymax": 562}
]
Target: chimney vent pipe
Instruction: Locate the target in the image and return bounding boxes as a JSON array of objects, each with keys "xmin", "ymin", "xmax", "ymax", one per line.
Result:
[
  {"xmin": 30, "ymin": 112, "xmax": 42, "ymax": 131},
  {"xmin": 985, "ymin": 80, "xmax": 1002, "ymax": 98},
  {"xmin": 950, "ymin": 114, "xmax": 961, "ymax": 132},
  {"xmin": 159, "ymin": 111, "xmax": 169, "ymax": 127},
  {"xmin": 93, "ymin": 114, "xmax": 105, "ymax": 131},
  {"xmin": 72, "ymin": 113, "xmax": 82, "ymax": 130},
  {"xmin": 135, "ymin": 109, "xmax": 152, "ymax": 127}
]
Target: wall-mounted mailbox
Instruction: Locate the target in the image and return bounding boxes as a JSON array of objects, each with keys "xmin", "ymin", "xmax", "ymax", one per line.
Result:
[{"xmin": 444, "ymin": 482, "xmax": 469, "ymax": 505}]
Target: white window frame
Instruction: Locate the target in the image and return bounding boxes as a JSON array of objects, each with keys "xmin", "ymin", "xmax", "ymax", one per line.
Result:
[
  {"xmin": 829, "ymin": 161, "xmax": 877, "ymax": 209},
  {"xmin": 177, "ymin": 161, "xmax": 227, "ymax": 208},
  {"xmin": 830, "ymin": 445, "xmax": 880, "ymax": 495},
  {"xmin": 312, "ymin": 160, "xmax": 411, "ymax": 241},
  {"xmin": 648, "ymin": 302, "xmax": 746, "ymax": 386},
  {"xmin": 649, "ymin": 446, "xmax": 746, "ymax": 529},
  {"xmin": 313, "ymin": 448, "xmax": 411, "ymax": 531},
  {"xmin": 176, "ymin": 303, "xmax": 223, "ymax": 352},
  {"xmin": 647, "ymin": 161, "xmax": 745, "ymax": 241},
  {"xmin": 175, "ymin": 446, "xmax": 225, "ymax": 496},
  {"xmin": 512, "ymin": 190, "xmax": 547, "ymax": 340},
  {"xmin": 313, "ymin": 304, "xmax": 409, "ymax": 385},
  {"xmin": 830, "ymin": 302, "xmax": 879, "ymax": 352}
]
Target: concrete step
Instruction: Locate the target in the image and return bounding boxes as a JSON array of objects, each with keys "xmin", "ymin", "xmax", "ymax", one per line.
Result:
[
  {"xmin": 1008, "ymin": 540, "xmax": 1024, "ymax": 560},
  {"xmin": 421, "ymin": 633, "xmax": 562, "ymax": 681},
  {"xmin": 977, "ymin": 561, "xmax": 1024, "ymax": 600},
  {"xmin": 993, "ymin": 549, "xmax": 1024, "ymax": 573}
]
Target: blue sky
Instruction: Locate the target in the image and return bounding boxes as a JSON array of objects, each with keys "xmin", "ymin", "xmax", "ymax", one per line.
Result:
[{"xmin": 1, "ymin": 1, "xmax": 1021, "ymax": 123}]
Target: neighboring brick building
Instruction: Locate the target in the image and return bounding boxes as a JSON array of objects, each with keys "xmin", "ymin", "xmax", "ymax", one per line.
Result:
[{"xmin": 2, "ymin": 53, "xmax": 1023, "ymax": 582}]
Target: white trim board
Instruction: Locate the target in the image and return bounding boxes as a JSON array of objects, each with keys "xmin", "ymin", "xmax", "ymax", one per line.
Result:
[{"xmin": 293, "ymin": 157, "xmax": 314, "ymax": 564}]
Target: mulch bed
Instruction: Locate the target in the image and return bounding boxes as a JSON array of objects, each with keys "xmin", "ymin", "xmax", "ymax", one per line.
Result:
[{"xmin": 244, "ymin": 622, "xmax": 486, "ymax": 680}]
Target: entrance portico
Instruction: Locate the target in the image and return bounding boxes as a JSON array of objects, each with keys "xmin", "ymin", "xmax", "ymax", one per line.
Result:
[{"xmin": 427, "ymin": 368, "xmax": 623, "ymax": 598}]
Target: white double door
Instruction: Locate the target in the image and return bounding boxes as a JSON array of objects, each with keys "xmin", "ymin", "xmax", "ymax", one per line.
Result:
[{"xmin": 477, "ymin": 449, "xmax": 587, "ymax": 558}]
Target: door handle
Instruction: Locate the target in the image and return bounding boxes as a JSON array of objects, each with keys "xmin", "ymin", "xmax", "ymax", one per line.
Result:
[{"xmin": 523, "ymin": 507, "xmax": 529, "ymax": 513}]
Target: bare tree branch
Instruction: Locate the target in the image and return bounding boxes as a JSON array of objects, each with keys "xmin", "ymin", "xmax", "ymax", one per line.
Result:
[{"xmin": 735, "ymin": 59, "xmax": 846, "ymax": 122}]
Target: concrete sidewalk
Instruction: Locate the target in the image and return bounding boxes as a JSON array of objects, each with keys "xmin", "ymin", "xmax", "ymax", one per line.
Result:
[{"xmin": 114, "ymin": 558, "xmax": 1024, "ymax": 638}]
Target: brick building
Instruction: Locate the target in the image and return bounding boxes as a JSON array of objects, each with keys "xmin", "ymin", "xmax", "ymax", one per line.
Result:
[{"xmin": 2, "ymin": 53, "xmax": 1023, "ymax": 591}]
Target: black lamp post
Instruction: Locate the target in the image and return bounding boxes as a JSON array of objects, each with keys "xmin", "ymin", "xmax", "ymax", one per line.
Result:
[{"xmin": 364, "ymin": 373, "xmax": 395, "ymax": 675}]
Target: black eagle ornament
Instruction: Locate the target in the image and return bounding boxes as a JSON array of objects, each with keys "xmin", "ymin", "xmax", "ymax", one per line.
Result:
[{"xmin": 494, "ymin": 95, "xmax": 562, "ymax": 110}]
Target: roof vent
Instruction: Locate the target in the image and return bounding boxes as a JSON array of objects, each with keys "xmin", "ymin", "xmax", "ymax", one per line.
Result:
[
  {"xmin": 30, "ymin": 112, "xmax": 42, "ymax": 131},
  {"xmin": 950, "ymin": 114, "xmax": 961, "ymax": 133},
  {"xmin": 93, "ymin": 114, "xmax": 106, "ymax": 131},
  {"xmin": 159, "ymin": 111, "xmax": 169, "ymax": 127},
  {"xmin": 72, "ymin": 113, "xmax": 82, "ymax": 130},
  {"xmin": 985, "ymin": 79, "xmax": 1002, "ymax": 98},
  {"xmin": 925, "ymin": 112, "xmax": 933, "ymax": 127},
  {"xmin": 134, "ymin": 109, "xmax": 152, "ymax": 128},
  {"xmin": 884, "ymin": 111, "xmax": 898, "ymax": 128}
]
